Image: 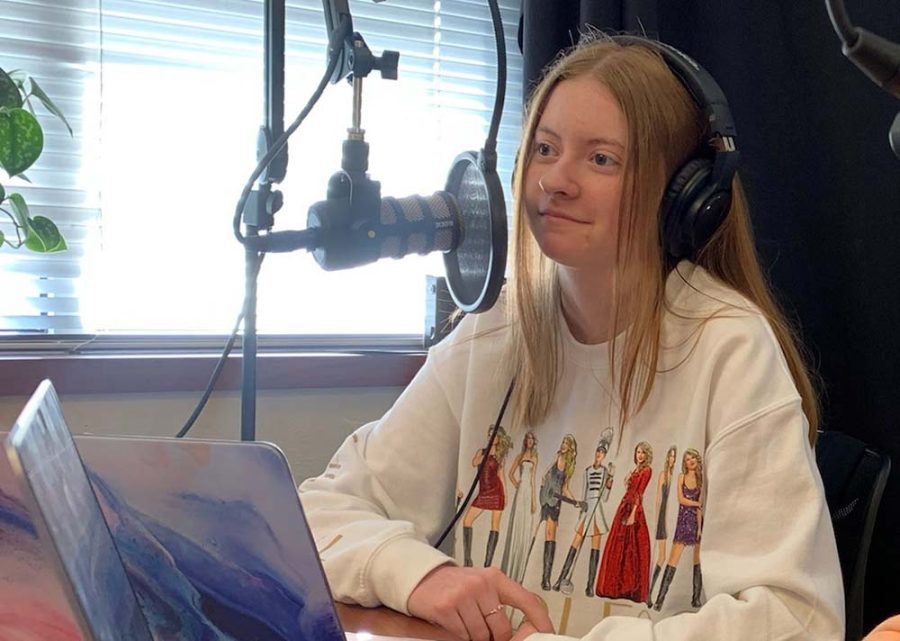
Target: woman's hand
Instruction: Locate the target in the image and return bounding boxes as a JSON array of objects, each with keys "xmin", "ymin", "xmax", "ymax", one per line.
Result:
[
  {"xmin": 408, "ymin": 564, "xmax": 554, "ymax": 641},
  {"xmin": 865, "ymin": 614, "xmax": 900, "ymax": 641},
  {"xmin": 511, "ymin": 619, "xmax": 539, "ymax": 641}
]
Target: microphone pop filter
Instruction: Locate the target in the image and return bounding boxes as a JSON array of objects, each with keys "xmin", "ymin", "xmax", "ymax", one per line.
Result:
[{"xmin": 443, "ymin": 151, "xmax": 507, "ymax": 313}]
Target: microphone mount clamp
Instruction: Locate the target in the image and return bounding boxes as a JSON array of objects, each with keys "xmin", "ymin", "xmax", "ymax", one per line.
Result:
[{"xmin": 323, "ymin": 0, "xmax": 399, "ymax": 86}]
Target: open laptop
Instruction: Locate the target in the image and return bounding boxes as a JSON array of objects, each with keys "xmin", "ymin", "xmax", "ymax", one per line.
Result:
[{"xmin": 3, "ymin": 379, "xmax": 347, "ymax": 641}]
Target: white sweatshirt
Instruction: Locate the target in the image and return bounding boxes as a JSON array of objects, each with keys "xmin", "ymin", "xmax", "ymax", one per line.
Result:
[{"xmin": 299, "ymin": 262, "xmax": 844, "ymax": 641}]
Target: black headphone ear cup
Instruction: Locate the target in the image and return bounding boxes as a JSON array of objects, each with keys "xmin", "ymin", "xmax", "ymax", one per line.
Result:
[{"xmin": 661, "ymin": 158, "xmax": 712, "ymax": 259}]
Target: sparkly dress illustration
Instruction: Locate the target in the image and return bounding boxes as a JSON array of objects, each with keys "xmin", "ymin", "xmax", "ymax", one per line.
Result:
[
  {"xmin": 652, "ymin": 448, "xmax": 704, "ymax": 611},
  {"xmin": 473, "ymin": 454, "xmax": 504, "ymax": 510},
  {"xmin": 462, "ymin": 425, "xmax": 512, "ymax": 567},
  {"xmin": 673, "ymin": 483, "xmax": 701, "ymax": 545},
  {"xmin": 595, "ymin": 442, "xmax": 653, "ymax": 603}
]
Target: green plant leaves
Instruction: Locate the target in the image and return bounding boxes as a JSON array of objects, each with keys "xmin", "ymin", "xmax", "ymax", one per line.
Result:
[
  {"xmin": 2, "ymin": 194, "xmax": 66, "ymax": 252},
  {"xmin": 24, "ymin": 215, "xmax": 66, "ymax": 252},
  {"xmin": 0, "ymin": 68, "xmax": 22, "ymax": 109},
  {"xmin": 27, "ymin": 77, "xmax": 72, "ymax": 136},
  {"xmin": 7, "ymin": 192, "xmax": 29, "ymax": 227},
  {"xmin": 0, "ymin": 107, "xmax": 43, "ymax": 177},
  {"xmin": 0, "ymin": 67, "xmax": 68, "ymax": 253}
]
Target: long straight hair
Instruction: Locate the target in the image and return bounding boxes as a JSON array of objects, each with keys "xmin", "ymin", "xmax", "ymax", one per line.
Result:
[{"xmin": 506, "ymin": 36, "xmax": 819, "ymax": 445}]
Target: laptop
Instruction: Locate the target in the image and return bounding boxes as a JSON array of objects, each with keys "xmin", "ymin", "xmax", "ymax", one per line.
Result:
[{"xmin": 3, "ymin": 379, "xmax": 347, "ymax": 641}]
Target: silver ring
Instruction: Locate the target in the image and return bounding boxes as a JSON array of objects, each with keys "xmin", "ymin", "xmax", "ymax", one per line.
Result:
[{"xmin": 484, "ymin": 605, "xmax": 503, "ymax": 617}]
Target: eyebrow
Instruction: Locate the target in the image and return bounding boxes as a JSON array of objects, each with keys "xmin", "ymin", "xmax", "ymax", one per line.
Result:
[{"xmin": 535, "ymin": 125, "xmax": 625, "ymax": 151}]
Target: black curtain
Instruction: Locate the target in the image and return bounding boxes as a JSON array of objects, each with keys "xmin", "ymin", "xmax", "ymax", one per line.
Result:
[{"xmin": 519, "ymin": 0, "xmax": 900, "ymax": 631}]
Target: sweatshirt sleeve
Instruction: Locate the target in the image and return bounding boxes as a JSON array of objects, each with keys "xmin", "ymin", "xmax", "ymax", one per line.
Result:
[{"xmin": 297, "ymin": 338, "xmax": 465, "ymax": 615}]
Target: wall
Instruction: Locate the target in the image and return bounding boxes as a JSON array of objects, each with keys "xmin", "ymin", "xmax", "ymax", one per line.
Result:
[{"xmin": 0, "ymin": 386, "xmax": 404, "ymax": 482}]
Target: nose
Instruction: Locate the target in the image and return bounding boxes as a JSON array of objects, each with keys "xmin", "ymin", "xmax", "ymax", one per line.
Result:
[{"xmin": 538, "ymin": 158, "xmax": 579, "ymax": 198}]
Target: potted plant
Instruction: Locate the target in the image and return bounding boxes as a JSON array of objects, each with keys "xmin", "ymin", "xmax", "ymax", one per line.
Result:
[{"xmin": 0, "ymin": 67, "xmax": 70, "ymax": 252}]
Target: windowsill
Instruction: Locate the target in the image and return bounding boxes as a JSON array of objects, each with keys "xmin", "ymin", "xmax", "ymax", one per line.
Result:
[{"xmin": 0, "ymin": 352, "xmax": 426, "ymax": 397}]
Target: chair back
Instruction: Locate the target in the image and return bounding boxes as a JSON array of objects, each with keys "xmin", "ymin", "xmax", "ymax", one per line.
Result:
[{"xmin": 816, "ymin": 430, "xmax": 892, "ymax": 641}]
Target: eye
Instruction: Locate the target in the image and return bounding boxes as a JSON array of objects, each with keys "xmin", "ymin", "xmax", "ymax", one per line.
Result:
[
  {"xmin": 592, "ymin": 152, "xmax": 614, "ymax": 166},
  {"xmin": 535, "ymin": 142, "xmax": 552, "ymax": 156}
]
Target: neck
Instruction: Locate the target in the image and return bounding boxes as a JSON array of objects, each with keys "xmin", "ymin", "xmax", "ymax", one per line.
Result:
[{"xmin": 558, "ymin": 265, "xmax": 631, "ymax": 344}]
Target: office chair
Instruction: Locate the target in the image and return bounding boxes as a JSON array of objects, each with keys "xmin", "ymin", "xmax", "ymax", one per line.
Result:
[{"xmin": 815, "ymin": 429, "xmax": 892, "ymax": 641}]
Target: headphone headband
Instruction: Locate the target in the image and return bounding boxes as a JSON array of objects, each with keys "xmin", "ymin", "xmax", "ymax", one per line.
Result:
[
  {"xmin": 598, "ymin": 35, "xmax": 741, "ymax": 259},
  {"xmin": 611, "ymin": 35, "xmax": 740, "ymax": 192}
]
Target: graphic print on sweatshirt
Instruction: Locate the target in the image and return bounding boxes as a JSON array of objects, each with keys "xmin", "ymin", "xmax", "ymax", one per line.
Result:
[
  {"xmin": 455, "ymin": 430, "xmax": 707, "ymax": 636},
  {"xmin": 545, "ymin": 428, "xmax": 615, "ymax": 598},
  {"xmin": 648, "ymin": 447, "xmax": 705, "ymax": 611},
  {"xmin": 461, "ymin": 424, "xmax": 514, "ymax": 568},
  {"xmin": 499, "ymin": 430, "xmax": 540, "ymax": 583}
]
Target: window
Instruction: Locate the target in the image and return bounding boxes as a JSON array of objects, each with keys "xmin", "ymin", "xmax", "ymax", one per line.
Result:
[{"xmin": 0, "ymin": 0, "xmax": 522, "ymax": 341}]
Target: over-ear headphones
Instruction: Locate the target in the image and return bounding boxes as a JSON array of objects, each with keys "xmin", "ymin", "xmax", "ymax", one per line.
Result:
[{"xmin": 612, "ymin": 36, "xmax": 741, "ymax": 260}]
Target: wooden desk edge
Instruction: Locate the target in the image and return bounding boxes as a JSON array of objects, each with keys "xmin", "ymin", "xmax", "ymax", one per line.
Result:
[{"xmin": 336, "ymin": 603, "xmax": 457, "ymax": 641}]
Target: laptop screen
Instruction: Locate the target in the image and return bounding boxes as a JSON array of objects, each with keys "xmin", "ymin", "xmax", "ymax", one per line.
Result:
[{"xmin": 4, "ymin": 380, "xmax": 153, "ymax": 641}]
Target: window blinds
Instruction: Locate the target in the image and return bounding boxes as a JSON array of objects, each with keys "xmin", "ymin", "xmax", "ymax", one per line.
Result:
[{"xmin": 0, "ymin": 0, "xmax": 523, "ymax": 336}]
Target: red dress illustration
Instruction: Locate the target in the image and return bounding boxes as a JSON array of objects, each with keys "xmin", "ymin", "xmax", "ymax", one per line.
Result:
[
  {"xmin": 472, "ymin": 453, "xmax": 505, "ymax": 510},
  {"xmin": 595, "ymin": 465, "xmax": 652, "ymax": 602}
]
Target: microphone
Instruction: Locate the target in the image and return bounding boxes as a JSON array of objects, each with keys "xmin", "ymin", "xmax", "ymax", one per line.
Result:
[
  {"xmin": 248, "ymin": 0, "xmax": 508, "ymax": 314},
  {"xmin": 307, "ymin": 189, "xmax": 462, "ymax": 269},
  {"xmin": 842, "ymin": 28, "xmax": 900, "ymax": 99},
  {"xmin": 305, "ymin": 139, "xmax": 507, "ymax": 314},
  {"xmin": 826, "ymin": 0, "xmax": 900, "ymax": 99}
]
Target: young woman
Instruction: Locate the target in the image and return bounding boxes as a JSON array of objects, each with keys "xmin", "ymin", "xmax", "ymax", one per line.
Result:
[
  {"xmin": 647, "ymin": 445, "xmax": 677, "ymax": 605},
  {"xmin": 299, "ymin": 34, "xmax": 843, "ymax": 641}
]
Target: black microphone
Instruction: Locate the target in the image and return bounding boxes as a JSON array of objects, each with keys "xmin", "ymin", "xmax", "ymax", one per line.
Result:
[
  {"xmin": 842, "ymin": 28, "xmax": 900, "ymax": 99},
  {"xmin": 304, "ymin": 147, "xmax": 506, "ymax": 313},
  {"xmin": 826, "ymin": 0, "xmax": 900, "ymax": 99},
  {"xmin": 284, "ymin": 0, "xmax": 508, "ymax": 314},
  {"xmin": 306, "ymin": 188, "xmax": 463, "ymax": 270}
]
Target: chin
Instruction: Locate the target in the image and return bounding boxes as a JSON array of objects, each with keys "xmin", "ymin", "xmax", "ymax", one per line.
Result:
[{"xmin": 533, "ymin": 237, "xmax": 603, "ymax": 270}]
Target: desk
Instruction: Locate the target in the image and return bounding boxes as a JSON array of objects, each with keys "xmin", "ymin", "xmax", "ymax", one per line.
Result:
[{"xmin": 336, "ymin": 603, "xmax": 457, "ymax": 641}]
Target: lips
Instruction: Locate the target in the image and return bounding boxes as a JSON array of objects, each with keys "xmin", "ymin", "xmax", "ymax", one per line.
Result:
[{"xmin": 540, "ymin": 209, "xmax": 588, "ymax": 224}]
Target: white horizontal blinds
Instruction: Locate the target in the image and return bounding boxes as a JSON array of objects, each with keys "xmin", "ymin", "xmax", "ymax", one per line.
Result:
[
  {"xmin": 0, "ymin": 0, "xmax": 522, "ymax": 335},
  {"xmin": 0, "ymin": 0, "xmax": 101, "ymax": 333},
  {"xmin": 91, "ymin": 1, "xmax": 263, "ymax": 333},
  {"xmin": 433, "ymin": 0, "xmax": 523, "ymax": 203}
]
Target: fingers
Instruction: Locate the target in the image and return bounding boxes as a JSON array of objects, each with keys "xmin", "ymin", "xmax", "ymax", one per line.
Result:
[
  {"xmin": 434, "ymin": 609, "xmax": 471, "ymax": 641},
  {"xmin": 475, "ymin": 596, "xmax": 513, "ymax": 641},
  {"xmin": 511, "ymin": 621, "xmax": 539, "ymax": 641},
  {"xmin": 456, "ymin": 596, "xmax": 505, "ymax": 641},
  {"xmin": 408, "ymin": 565, "xmax": 550, "ymax": 641},
  {"xmin": 492, "ymin": 569, "xmax": 554, "ymax": 633}
]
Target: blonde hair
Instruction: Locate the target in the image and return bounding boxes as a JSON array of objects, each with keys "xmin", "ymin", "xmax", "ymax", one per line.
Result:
[
  {"xmin": 506, "ymin": 35, "xmax": 819, "ymax": 445},
  {"xmin": 560, "ymin": 434, "xmax": 578, "ymax": 480},
  {"xmin": 682, "ymin": 448, "xmax": 704, "ymax": 491},
  {"xmin": 634, "ymin": 441, "xmax": 653, "ymax": 468},
  {"xmin": 490, "ymin": 424, "xmax": 514, "ymax": 464}
]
